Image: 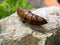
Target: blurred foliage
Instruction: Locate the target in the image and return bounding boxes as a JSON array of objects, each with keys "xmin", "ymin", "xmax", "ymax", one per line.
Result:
[{"xmin": 0, "ymin": 0, "xmax": 32, "ymax": 19}]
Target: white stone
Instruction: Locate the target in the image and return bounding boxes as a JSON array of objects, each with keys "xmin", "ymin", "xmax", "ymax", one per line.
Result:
[{"xmin": 0, "ymin": 6, "xmax": 60, "ymax": 45}]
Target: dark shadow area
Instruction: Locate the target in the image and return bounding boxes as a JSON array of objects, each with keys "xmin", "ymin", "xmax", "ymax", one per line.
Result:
[
  {"xmin": 54, "ymin": 31, "xmax": 60, "ymax": 45},
  {"xmin": 57, "ymin": 0, "xmax": 60, "ymax": 4}
]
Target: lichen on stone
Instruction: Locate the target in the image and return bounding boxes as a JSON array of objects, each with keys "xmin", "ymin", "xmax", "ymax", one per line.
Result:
[{"xmin": 19, "ymin": 34, "xmax": 40, "ymax": 45}]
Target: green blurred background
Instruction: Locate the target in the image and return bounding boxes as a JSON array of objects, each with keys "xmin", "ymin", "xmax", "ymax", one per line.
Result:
[{"xmin": 0, "ymin": 0, "xmax": 32, "ymax": 19}]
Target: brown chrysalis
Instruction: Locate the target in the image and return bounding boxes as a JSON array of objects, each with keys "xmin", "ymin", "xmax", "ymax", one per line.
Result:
[{"xmin": 17, "ymin": 8, "xmax": 47, "ymax": 25}]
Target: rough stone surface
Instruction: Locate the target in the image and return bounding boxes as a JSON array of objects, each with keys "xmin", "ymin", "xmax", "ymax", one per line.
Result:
[{"xmin": 0, "ymin": 6, "xmax": 60, "ymax": 45}]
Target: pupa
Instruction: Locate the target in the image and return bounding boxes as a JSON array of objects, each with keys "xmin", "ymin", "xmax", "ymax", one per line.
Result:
[{"xmin": 17, "ymin": 8, "xmax": 47, "ymax": 25}]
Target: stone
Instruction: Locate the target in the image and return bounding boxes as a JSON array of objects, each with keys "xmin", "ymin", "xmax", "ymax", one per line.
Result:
[{"xmin": 0, "ymin": 6, "xmax": 60, "ymax": 45}]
